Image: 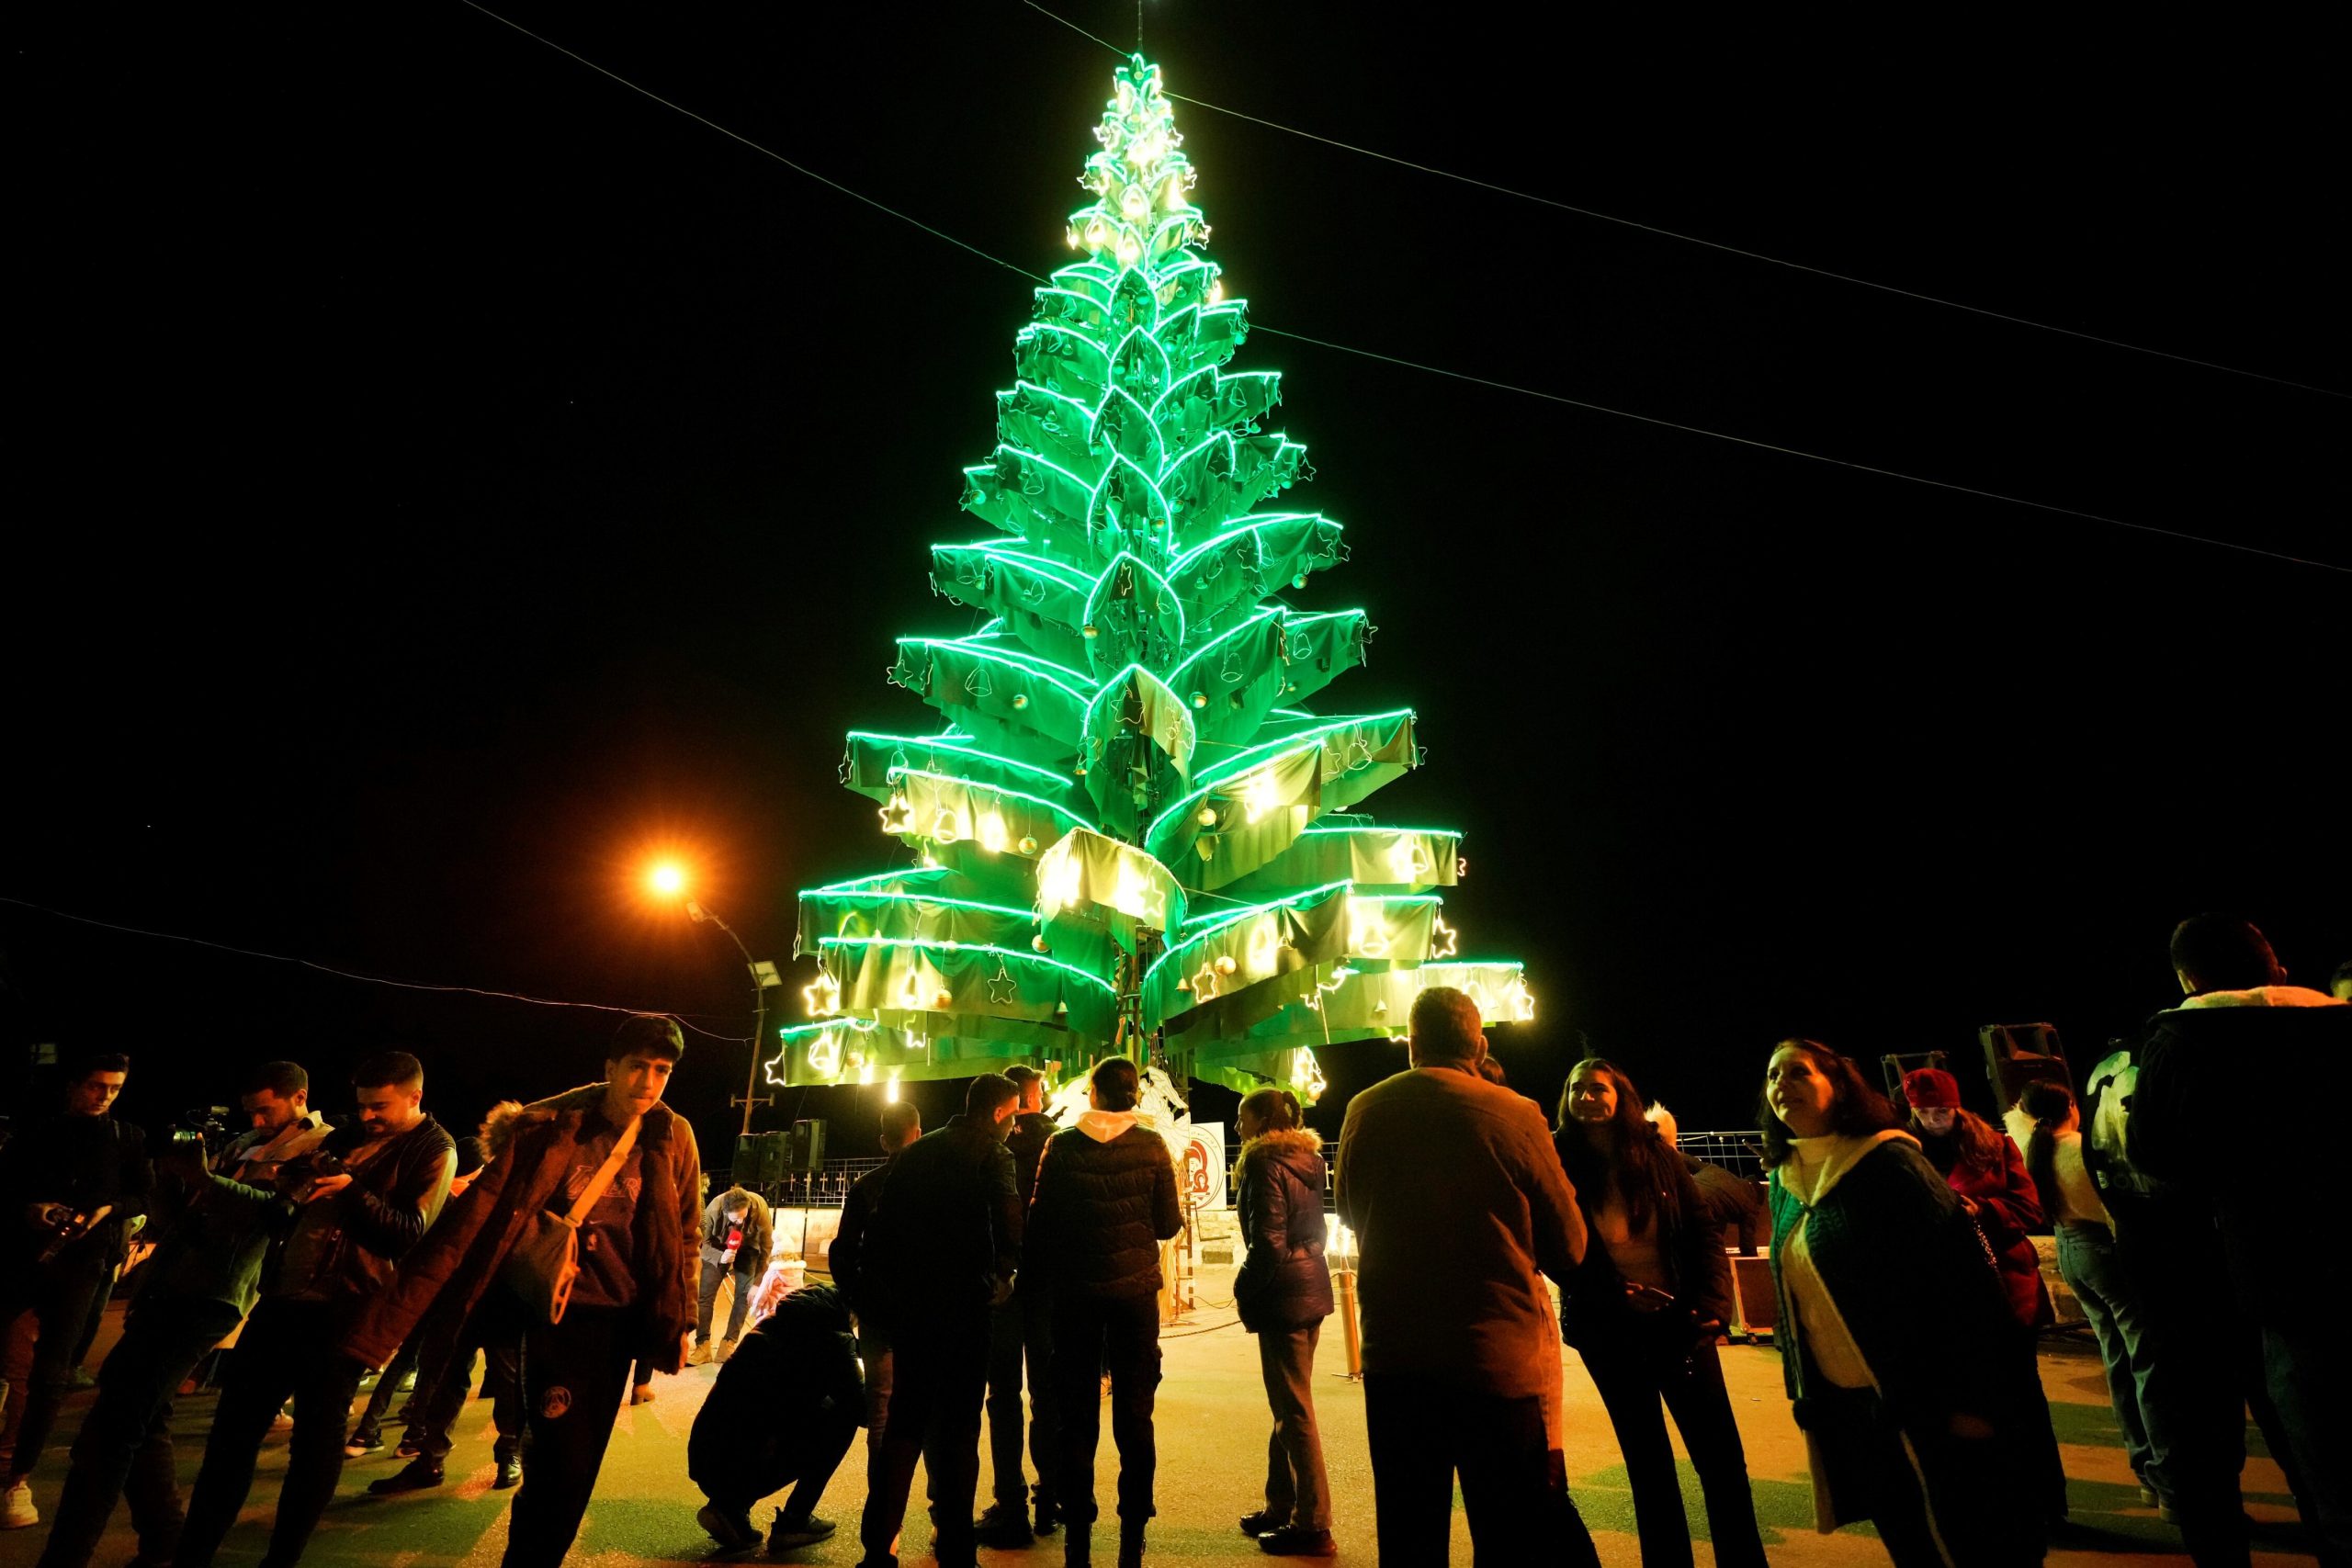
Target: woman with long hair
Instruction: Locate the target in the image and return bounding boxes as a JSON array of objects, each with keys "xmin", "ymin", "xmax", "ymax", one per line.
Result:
[
  {"xmin": 1901, "ymin": 1067, "xmax": 2067, "ymax": 1528},
  {"xmin": 1760, "ymin": 1039, "xmax": 2041, "ymax": 1566},
  {"xmin": 2014, "ymin": 1079, "xmax": 2163, "ymax": 1509},
  {"xmin": 1555, "ymin": 1059, "xmax": 1765, "ymax": 1568},
  {"xmin": 1231, "ymin": 1088, "xmax": 1336, "ymax": 1558}
]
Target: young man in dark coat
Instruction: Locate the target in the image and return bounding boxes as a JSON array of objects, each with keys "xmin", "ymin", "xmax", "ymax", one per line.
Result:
[
  {"xmin": 1024, "ymin": 1057, "xmax": 1182, "ymax": 1568},
  {"xmin": 2132, "ymin": 913, "xmax": 2352, "ymax": 1563},
  {"xmin": 690, "ymin": 1282, "xmax": 862, "ymax": 1555},
  {"xmin": 829, "ymin": 1101, "xmax": 920, "ymax": 1463},
  {"xmin": 978, "ymin": 1064, "xmax": 1061, "ymax": 1545},
  {"xmin": 177, "ymin": 1052, "xmax": 457, "ymax": 1568},
  {"xmin": 341, "ymin": 1015, "xmax": 701, "ymax": 1568},
  {"xmin": 853, "ymin": 1074, "xmax": 1023, "ymax": 1568}
]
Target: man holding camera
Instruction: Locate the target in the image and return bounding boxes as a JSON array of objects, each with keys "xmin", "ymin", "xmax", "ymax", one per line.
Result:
[
  {"xmin": 33, "ymin": 1062, "xmax": 331, "ymax": 1568},
  {"xmin": 1, "ymin": 1052, "xmax": 152, "ymax": 1533},
  {"xmin": 175, "ymin": 1052, "xmax": 455, "ymax": 1568}
]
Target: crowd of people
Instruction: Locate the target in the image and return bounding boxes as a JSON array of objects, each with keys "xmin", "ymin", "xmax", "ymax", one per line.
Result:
[{"xmin": 0, "ymin": 911, "xmax": 2345, "ymax": 1568}]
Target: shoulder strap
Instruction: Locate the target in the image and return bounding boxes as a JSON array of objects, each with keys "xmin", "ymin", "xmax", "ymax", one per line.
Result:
[{"xmin": 564, "ymin": 1115, "xmax": 640, "ymax": 1224}]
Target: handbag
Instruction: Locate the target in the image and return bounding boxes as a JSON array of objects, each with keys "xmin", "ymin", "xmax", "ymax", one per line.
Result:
[{"xmin": 503, "ymin": 1114, "xmax": 639, "ymax": 1326}]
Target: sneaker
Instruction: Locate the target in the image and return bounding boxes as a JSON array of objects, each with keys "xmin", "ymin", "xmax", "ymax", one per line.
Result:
[
  {"xmin": 494, "ymin": 1454, "xmax": 524, "ymax": 1490},
  {"xmin": 1257, "ymin": 1527, "xmax": 1335, "ymax": 1557},
  {"xmin": 697, "ymin": 1503, "xmax": 760, "ymax": 1553},
  {"xmin": 1033, "ymin": 1499, "xmax": 1061, "ymax": 1535},
  {"xmin": 1238, "ymin": 1511, "xmax": 1277, "ymax": 1538},
  {"xmin": 70, "ymin": 1366, "xmax": 97, "ymax": 1390},
  {"xmin": 2, "ymin": 1479, "xmax": 37, "ymax": 1530},
  {"xmin": 689, "ymin": 1340, "xmax": 717, "ymax": 1367},
  {"xmin": 717, "ymin": 1337, "xmax": 739, "ymax": 1363},
  {"xmin": 766, "ymin": 1512, "xmax": 837, "ymax": 1553},
  {"xmin": 974, "ymin": 1503, "xmax": 1033, "ymax": 1547},
  {"xmin": 366, "ymin": 1460, "xmax": 445, "ymax": 1495},
  {"xmin": 343, "ymin": 1428, "xmax": 384, "ymax": 1460}
]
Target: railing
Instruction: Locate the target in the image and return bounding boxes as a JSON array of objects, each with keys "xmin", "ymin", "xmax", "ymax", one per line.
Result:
[{"xmin": 1672, "ymin": 1130, "xmax": 1769, "ymax": 1179}]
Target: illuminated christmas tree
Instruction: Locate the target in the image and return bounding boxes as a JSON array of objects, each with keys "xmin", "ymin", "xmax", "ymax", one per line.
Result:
[{"xmin": 770, "ymin": 55, "xmax": 1532, "ymax": 1100}]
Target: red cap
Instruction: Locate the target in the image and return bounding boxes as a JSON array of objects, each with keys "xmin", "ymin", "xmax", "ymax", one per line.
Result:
[{"xmin": 1903, "ymin": 1066, "xmax": 1962, "ymax": 1110}]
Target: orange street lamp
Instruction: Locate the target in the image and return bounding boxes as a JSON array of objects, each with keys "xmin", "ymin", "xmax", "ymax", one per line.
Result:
[{"xmin": 644, "ymin": 859, "xmax": 776, "ymax": 1136}]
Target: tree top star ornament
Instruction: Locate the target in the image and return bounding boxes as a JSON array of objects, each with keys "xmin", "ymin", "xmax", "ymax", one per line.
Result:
[{"xmin": 773, "ymin": 56, "xmax": 1532, "ymax": 1102}]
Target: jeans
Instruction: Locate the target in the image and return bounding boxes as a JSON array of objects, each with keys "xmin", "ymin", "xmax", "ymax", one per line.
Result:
[
  {"xmin": 1050, "ymin": 1290, "xmax": 1160, "ymax": 1529},
  {"xmin": 1362, "ymin": 1372, "xmax": 1600, "ymax": 1567},
  {"xmin": 985, "ymin": 1282, "xmax": 1057, "ymax": 1510},
  {"xmin": 2057, "ymin": 1222, "xmax": 2158, "ymax": 1484},
  {"xmin": 35, "ymin": 1296, "xmax": 242, "ymax": 1568},
  {"xmin": 2260, "ymin": 1321, "xmax": 2352, "ymax": 1563},
  {"xmin": 696, "ymin": 1261, "xmax": 755, "ymax": 1347},
  {"xmin": 1577, "ymin": 1316, "xmax": 1765, "ymax": 1568},
  {"xmin": 1255, "ymin": 1323, "xmax": 1330, "ymax": 1532},
  {"xmin": 859, "ymin": 1314, "xmax": 989, "ymax": 1562},
  {"xmin": 505, "ymin": 1306, "xmax": 640, "ymax": 1568},
  {"xmin": 350, "ymin": 1333, "xmax": 422, "ymax": 1441},
  {"xmin": 1, "ymin": 1252, "xmax": 117, "ymax": 1481},
  {"xmin": 176, "ymin": 1299, "xmax": 366, "ymax": 1568}
]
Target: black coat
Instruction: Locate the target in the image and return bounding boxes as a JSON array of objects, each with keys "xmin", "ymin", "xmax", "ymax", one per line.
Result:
[
  {"xmin": 1555, "ymin": 1130, "xmax": 1734, "ymax": 1345},
  {"xmin": 1006, "ymin": 1110, "xmax": 1054, "ymax": 1205},
  {"xmin": 1233, "ymin": 1128, "xmax": 1333, "ymax": 1333},
  {"xmin": 688, "ymin": 1283, "xmax": 863, "ymax": 1501},
  {"xmin": 1026, "ymin": 1111, "xmax": 1182, "ymax": 1299},
  {"xmin": 861, "ymin": 1114, "xmax": 1022, "ymax": 1328}
]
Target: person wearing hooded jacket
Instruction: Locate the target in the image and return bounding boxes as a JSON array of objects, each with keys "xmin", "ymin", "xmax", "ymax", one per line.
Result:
[
  {"xmin": 1231, "ymin": 1089, "xmax": 1335, "ymax": 1558},
  {"xmin": 689, "ymin": 1282, "xmax": 862, "ymax": 1556},
  {"xmin": 1023, "ymin": 1057, "xmax": 1181, "ymax": 1568},
  {"xmin": 2132, "ymin": 913, "xmax": 2352, "ymax": 1564}
]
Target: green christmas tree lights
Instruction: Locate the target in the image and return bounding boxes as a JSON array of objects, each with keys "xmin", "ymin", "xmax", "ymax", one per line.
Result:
[{"xmin": 771, "ymin": 55, "xmax": 1532, "ymax": 1100}]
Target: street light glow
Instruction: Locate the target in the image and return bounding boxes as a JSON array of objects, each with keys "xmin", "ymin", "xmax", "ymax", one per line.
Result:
[{"xmin": 649, "ymin": 862, "xmax": 687, "ymax": 897}]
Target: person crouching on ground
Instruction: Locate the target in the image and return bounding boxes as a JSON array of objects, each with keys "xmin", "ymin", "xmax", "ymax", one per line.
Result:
[
  {"xmin": 341, "ymin": 1015, "xmax": 700, "ymax": 1568},
  {"xmin": 690, "ymin": 1281, "xmax": 862, "ymax": 1557},
  {"xmin": 1760, "ymin": 1038, "xmax": 2041, "ymax": 1566},
  {"xmin": 1024, "ymin": 1057, "xmax": 1181, "ymax": 1568},
  {"xmin": 1231, "ymin": 1088, "xmax": 1335, "ymax": 1558}
]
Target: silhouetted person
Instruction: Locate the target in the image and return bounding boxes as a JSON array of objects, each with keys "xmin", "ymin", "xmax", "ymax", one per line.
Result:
[
  {"xmin": 977, "ymin": 1065, "xmax": 1060, "ymax": 1546},
  {"xmin": 854, "ymin": 1075, "xmax": 1022, "ymax": 1568},
  {"xmin": 830, "ymin": 1101, "xmax": 921, "ymax": 1468},
  {"xmin": 2133, "ymin": 913, "xmax": 2351, "ymax": 1563},
  {"xmin": 1336, "ymin": 987, "xmax": 1600, "ymax": 1566},
  {"xmin": 1025, "ymin": 1058, "xmax": 1181, "ymax": 1568},
  {"xmin": 1645, "ymin": 1103, "xmax": 1766, "ymax": 1254},
  {"xmin": 690, "ymin": 1282, "xmax": 861, "ymax": 1555}
]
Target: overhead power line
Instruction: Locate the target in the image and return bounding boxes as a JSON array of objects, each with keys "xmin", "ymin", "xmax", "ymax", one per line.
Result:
[
  {"xmin": 450, "ymin": 2, "xmax": 2346, "ymax": 574},
  {"xmin": 1017, "ymin": 0, "xmax": 2347, "ymax": 402},
  {"xmin": 0, "ymin": 894, "xmax": 758, "ymax": 1043}
]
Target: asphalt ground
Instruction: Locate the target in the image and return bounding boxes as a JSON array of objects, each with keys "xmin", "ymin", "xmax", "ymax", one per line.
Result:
[{"xmin": 0, "ymin": 1268, "xmax": 2315, "ymax": 1567}]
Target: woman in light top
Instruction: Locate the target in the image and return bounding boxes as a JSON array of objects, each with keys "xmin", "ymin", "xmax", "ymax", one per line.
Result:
[
  {"xmin": 2015, "ymin": 1079, "xmax": 2164, "ymax": 1510},
  {"xmin": 1555, "ymin": 1059, "xmax": 1764, "ymax": 1568},
  {"xmin": 1760, "ymin": 1039, "xmax": 2041, "ymax": 1566}
]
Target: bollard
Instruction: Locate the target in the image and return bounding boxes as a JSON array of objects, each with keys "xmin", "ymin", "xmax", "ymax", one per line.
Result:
[{"xmin": 1331, "ymin": 1267, "xmax": 1363, "ymax": 1380}]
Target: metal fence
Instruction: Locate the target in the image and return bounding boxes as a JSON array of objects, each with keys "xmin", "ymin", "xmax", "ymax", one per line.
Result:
[{"xmin": 1672, "ymin": 1129, "xmax": 1769, "ymax": 1179}]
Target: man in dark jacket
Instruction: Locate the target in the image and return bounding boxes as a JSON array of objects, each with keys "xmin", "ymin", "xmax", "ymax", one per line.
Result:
[
  {"xmin": 978, "ymin": 1065, "xmax": 1060, "ymax": 1545},
  {"xmin": 1646, "ymin": 1104, "xmax": 1766, "ymax": 1254},
  {"xmin": 177, "ymin": 1052, "xmax": 457, "ymax": 1568},
  {"xmin": 2132, "ymin": 913, "xmax": 2352, "ymax": 1563},
  {"xmin": 830, "ymin": 1101, "xmax": 920, "ymax": 1461},
  {"xmin": 1336, "ymin": 988, "xmax": 1595, "ymax": 1566},
  {"xmin": 340, "ymin": 1016, "xmax": 701, "ymax": 1568},
  {"xmin": 33, "ymin": 1061, "xmax": 327, "ymax": 1568},
  {"xmin": 694, "ymin": 1183, "xmax": 775, "ymax": 1363},
  {"xmin": 1024, "ymin": 1057, "xmax": 1181, "ymax": 1568},
  {"xmin": 1, "ymin": 1050, "xmax": 152, "ymax": 1529},
  {"xmin": 854, "ymin": 1074, "xmax": 1022, "ymax": 1568},
  {"xmin": 690, "ymin": 1283, "xmax": 863, "ymax": 1554}
]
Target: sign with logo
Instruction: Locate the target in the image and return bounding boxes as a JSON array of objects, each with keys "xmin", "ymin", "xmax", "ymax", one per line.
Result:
[{"xmin": 1182, "ymin": 1122, "xmax": 1227, "ymax": 1209}]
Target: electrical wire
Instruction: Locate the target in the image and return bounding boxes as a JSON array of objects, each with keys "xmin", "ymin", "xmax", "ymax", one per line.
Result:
[
  {"xmin": 1015, "ymin": 0, "xmax": 2347, "ymax": 402},
  {"xmin": 452, "ymin": 1, "xmax": 2346, "ymax": 574},
  {"xmin": 0, "ymin": 894, "xmax": 758, "ymax": 1043}
]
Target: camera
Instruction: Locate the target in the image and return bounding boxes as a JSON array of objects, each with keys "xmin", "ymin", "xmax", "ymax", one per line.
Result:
[
  {"xmin": 277, "ymin": 1147, "xmax": 348, "ymax": 1199},
  {"xmin": 170, "ymin": 1106, "xmax": 235, "ymax": 1159}
]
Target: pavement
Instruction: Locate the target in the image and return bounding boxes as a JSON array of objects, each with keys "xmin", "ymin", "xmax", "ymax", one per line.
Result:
[{"xmin": 0, "ymin": 1267, "xmax": 2316, "ymax": 1567}]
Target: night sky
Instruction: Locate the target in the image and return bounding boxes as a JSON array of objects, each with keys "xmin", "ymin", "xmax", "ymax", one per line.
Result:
[{"xmin": 8, "ymin": 6, "xmax": 2345, "ymax": 1156}]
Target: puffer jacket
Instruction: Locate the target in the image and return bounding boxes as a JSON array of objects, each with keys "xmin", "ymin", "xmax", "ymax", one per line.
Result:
[
  {"xmin": 1026, "ymin": 1110, "xmax": 1182, "ymax": 1298},
  {"xmin": 342, "ymin": 1084, "xmax": 699, "ymax": 1375},
  {"xmin": 1233, "ymin": 1127, "xmax": 1333, "ymax": 1333}
]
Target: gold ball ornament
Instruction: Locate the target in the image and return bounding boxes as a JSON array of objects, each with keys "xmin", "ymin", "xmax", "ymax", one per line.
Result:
[
  {"xmin": 1214, "ymin": 954, "xmax": 1237, "ymax": 976},
  {"xmin": 1018, "ymin": 835, "xmax": 1040, "ymax": 856}
]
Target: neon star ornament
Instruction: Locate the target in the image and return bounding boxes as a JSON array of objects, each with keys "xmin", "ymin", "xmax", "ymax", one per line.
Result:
[
  {"xmin": 1430, "ymin": 915, "xmax": 1460, "ymax": 960},
  {"xmin": 777, "ymin": 51, "xmax": 1534, "ymax": 1095},
  {"xmin": 801, "ymin": 966, "xmax": 842, "ymax": 1019}
]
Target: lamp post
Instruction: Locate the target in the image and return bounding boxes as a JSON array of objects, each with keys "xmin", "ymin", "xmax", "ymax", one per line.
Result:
[{"xmin": 649, "ymin": 863, "xmax": 775, "ymax": 1137}]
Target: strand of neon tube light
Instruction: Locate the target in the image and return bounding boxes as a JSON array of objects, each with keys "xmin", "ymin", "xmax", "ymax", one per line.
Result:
[
  {"xmin": 0, "ymin": 895, "xmax": 758, "ymax": 1043},
  {"xmin": 451, "ymin": 1, "xmax": 2348, "ymax": 575},
  {"xmin": 1015, "ymin": 0, "xmax": 2347, "ymax": 403}
]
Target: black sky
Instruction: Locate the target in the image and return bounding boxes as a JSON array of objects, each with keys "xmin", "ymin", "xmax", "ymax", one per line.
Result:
[{"xmin": 7, "ymin": 5, "xmax": 2345, "ymax": 1150}]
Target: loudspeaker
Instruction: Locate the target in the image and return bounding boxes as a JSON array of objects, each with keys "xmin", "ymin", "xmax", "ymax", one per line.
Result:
[
  {"xmin": 733, "ymin": 1131, "xmax": 787, "ymax": 1186},
  {"xmin": 787, "ymin": 1119, "xmax": 828, "ymax": 1174},
  {"xmin": 1980, "ymin": 1022, "xmax": 2070, "ymax": 1115}
]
